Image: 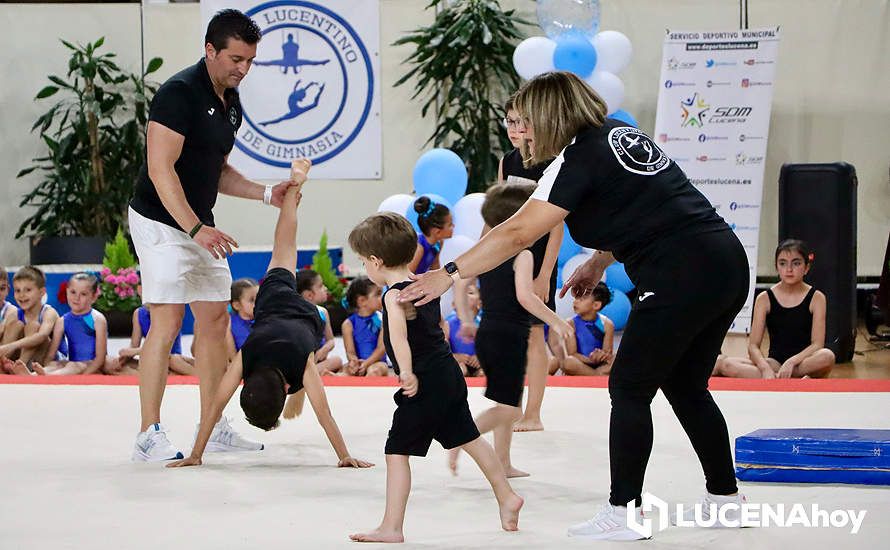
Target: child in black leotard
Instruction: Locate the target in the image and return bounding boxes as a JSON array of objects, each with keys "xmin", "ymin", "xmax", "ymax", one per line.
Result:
[
  {"xmin": 716, "ymin": 239, "xmax": 835, "ymax": 378},
  {"xmin": 347, "ymin": 211, "xmax": 523, "ymax": 544},
  {"xmin": 449, "ymin": 183, "xmax": 573, "ymax": 479},
  {"xmin": 167, "ymin": 159, "xmax": 371, "ymax": 469}
]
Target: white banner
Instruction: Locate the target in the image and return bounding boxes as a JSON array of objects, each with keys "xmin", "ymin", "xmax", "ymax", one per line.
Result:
[
  {"xmin": 654, "ymin": 28, "xmax": 780, "ymax": 332},
  {"xmin": 200, "ymin": 0, "xmax": 382, "ymax": 179}
]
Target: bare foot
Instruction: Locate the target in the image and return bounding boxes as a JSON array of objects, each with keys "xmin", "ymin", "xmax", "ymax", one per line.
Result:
[
  {"xmin": 447, "ymin": 447, "xmax": 460, "ymax": 476},
  {"xmin": 30, "ymin": 362, "xmax": 46, "ymax": 376},
  {"xmin": 513, "ymin": 418, "xmax": 544, "ymax": 432},
  {"xmin": 499, "ymin": 492, "xmax": 524, "ymax": 531},
  {"xmin": 349, "ymin": 527, "xmax": 404, "ymax": 543},
  {"xmin": 0, "ymin": 358, "xmax": 14, "ymax": 374},
  {"xmin": 12, "ymin": 360, "xmax": 36, "ymax": 376},
  {"xmin": 505, "ymin": 466, "xmax": 530, "ymax": 478}
]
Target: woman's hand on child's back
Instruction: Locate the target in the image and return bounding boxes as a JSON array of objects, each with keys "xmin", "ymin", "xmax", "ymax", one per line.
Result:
[{"xmin": 399, "ymin": 372, "xmax": 418, "ymax": 397}]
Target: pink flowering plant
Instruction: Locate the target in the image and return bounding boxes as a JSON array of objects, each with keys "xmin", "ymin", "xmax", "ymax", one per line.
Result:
[{"xmin": 94, "ymin": 229, "xmax": 141, "ymax": 313}]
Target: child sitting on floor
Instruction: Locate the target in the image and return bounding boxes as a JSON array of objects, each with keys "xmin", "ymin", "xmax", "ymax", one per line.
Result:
[
  {"xmin": 0, "ymin": 266, "xmax": 60, "ymax": 375},
  {"xmin": 226, "ymin": 278, "xmax": 257, "ymax": 358},
  {"xmin": 715, "ymin": 239, "xmax": 835, "ymax": 379},
  {"xmin": 297, "ymin": 269, "xmax": 344, "ymax": 375},
  {"xmin": 114, "ymin": 294, "xmax": 194, "ymax": 376},
  {"xmin": 341, "ymin": 276, "xmax": 389, "ymax": 377},
  {"xmin": 445, "ymin": 280, "xmax": 483, "ymax": 376},
  {"xmin": 38, "ymin": 272, "xmax": 111, "ymax": 375},
  {"xmin": 557, "ymin": 282, "xmax": 614, "ymax": 376},
  {"xmin": 0, "ymin": 266, "xmax": 23, "ymax": 348}
]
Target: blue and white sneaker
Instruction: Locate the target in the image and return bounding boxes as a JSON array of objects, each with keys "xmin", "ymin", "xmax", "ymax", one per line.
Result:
[
  {"xmin": 132, "ymin": 423, "xmax": 184, "ymax": 462},
  {"xmin": 204, "ymin": 416, "xmax": 264, "ymax": 453}
]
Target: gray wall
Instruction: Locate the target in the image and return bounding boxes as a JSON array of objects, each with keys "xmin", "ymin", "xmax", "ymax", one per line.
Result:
[{"xmin": 2, "ymin": 1, "xmax": 888, "ymax": 276}]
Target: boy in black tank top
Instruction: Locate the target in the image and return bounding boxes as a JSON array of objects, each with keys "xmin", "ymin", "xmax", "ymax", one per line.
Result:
[
  {"xmin": 449, "ymin": 183, "xmax": 573, "ymax": 479},
  {"xmin": 347, "ymin": 212, "xmax": 523, "ymax": 543}
]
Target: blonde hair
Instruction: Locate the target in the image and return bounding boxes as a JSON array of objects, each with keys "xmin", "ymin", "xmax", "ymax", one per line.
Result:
[{"xmin": 513, "ymin": 71, "xmax": 609, "ymax": 166}]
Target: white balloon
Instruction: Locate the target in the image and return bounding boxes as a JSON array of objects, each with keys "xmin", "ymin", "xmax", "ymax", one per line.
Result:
[
  {"xmin": 377, "ymin": 194, "xmax": 415, "ymax": 215},
  {"xmin": 452, "ymin": 193, "xmax": 487, "ymax": 240},
  {"xmin": 585, "ymin": 70, "xmax": 625, "ymax": 114},
  {"xmin": 555, "ymin": 287, "xmax": 575, "ymax": 319},
  {"xmin": 561, "ymin": 253, "xmax": 593, "ymax": 289},
  {"xmin": 593, "ymin": 31, "xmax": 633, "ymax": 74},
  {"xmin": 513, "ymin": 36, "xmax": 557, "ymax": 80},
  {"xmin": 440, "ymin": 235, "xmax": 476, "ymax": 266}
]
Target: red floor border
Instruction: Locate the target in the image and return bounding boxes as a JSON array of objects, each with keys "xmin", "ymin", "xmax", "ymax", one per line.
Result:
[{"xmin": 2, "ymin": 374, "xmax": 889, "ymax": 392}]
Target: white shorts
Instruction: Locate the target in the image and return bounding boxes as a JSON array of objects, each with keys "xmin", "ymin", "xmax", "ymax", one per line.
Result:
[{"xmin": 129, "ymin": 207, "xmax": 232, "ymax": 304}]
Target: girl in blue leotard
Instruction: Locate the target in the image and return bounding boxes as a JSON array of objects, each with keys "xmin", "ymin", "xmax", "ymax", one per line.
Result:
[
  {"xmin": 557, "ymin": 282, "xmax": 614, "ymax": 376},
  {"xmin": 226, "ymin": 278, "xmax": 258, "ymax": 359},
  {"xmin": 341, "ymin": 276, "xmax": 389, "ymax": 377},
  {"xmin": 408, "ymin": 196, "xmax": 454, "ymax": 275},
  {"xmin": 41, "ymin": 273, "xmax": 111, "ymax": 375}
]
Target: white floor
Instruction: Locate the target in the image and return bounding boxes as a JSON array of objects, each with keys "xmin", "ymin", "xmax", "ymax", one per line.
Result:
[{"xmin": 2, "ymin": 384, "xmax": 889, "ymax": 549}]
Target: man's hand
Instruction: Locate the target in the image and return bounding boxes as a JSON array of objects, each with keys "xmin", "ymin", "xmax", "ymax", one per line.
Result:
[
  {"xmin": 399, "ymin": 372, "xmax": 419, "ymax": 397},
  {"xmin": 193, "ymin": 225, "xmax": 238, "ymax": 259},
  {"xmin": 166, "ymin": 455, "xmax": 202, "ymax": 468},
  {"xmin": 338, "ymin": 456, "xmax": 374, "ymax": 468}
]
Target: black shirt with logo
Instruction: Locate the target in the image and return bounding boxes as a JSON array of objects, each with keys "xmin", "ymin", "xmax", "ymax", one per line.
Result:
[
  {"xmin": 131, "ymin": 58, "xmax": 242, "ymax": 230},
  {"xmin": 531, "ymin": 119, "xmax": 728, "ymax": 276}
]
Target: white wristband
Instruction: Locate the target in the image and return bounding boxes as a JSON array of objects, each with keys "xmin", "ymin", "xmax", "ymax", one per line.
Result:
[{"xmin": 263, "ymin": 184, "xmax": 273, "ymax": 206}]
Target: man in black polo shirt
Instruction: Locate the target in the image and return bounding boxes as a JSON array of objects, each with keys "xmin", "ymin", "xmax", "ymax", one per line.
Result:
[{"xmin": 129, "ymin": 10, "xmax": 297, "ymax": 461}]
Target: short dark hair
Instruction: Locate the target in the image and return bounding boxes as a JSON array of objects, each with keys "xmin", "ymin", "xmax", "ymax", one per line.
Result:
[
  {"xmin": 481, "ymin": 182, "xmax": 537, "ymax": 227},
  {"xmin": 775, "ymin": 238, "xmax": 813, "ymax": 266},
  {"xmin": 240, "ymin": 368, "xmax": 286, "ymax": 431},
  {"xmin": 296, "ymin": 269, "xmax": 321, "ymax": 294},
  {"xmin": 13, "ymin": 266, "xmax": 46, "ymax": 288},
  {"xmin": 591, "ymin": 282, "xmax": 612, "ymax": 307},
  {"xmin": 205, "ymin": 9, "xmax": 262, "ymax": 51},
  {"xmin": 413, "ymin": 196, "xmax": 451, "ymax": 236},
  {"xmin": 69, "ymin": 272, "xmax": 99, "ymax": 293},
  {"xmin": 348, "ymin": 212, "xmax": 418, "ymax": 268},
  {"xmin": 345, "ymin": 276, "xmax": 378, "ymax": 310},
  {"xmin": 231, "ymin": 278, "xmax": 258, "ymax": 303}
]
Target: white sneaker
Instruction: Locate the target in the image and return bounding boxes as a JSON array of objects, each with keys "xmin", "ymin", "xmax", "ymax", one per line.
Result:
[
  {"xmin": 567, "ymin": 503, "xmax": 650, "ymax": 541},
  {"xmin": 203, "ymin": 416, "xmax": 264, "ymax": 453},
  {"xmin": 132, "ymin": 423, "xmax": 184, "ymax": 462},
  {"xmin": 671, "ymin": 492, "xmax": 748, "ymax": 528}
]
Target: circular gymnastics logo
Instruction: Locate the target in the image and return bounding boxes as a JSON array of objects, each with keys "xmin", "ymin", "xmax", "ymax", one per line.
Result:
[
  {"xmin": 608, "ymin": 127, "xmax": 671, "ymax": 176},
  {"xmin": 237, "ymin": 1, "xmax": 374, "ymax": 167}
]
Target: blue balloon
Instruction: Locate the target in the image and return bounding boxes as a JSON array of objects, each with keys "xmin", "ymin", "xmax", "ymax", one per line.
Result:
[
  {"xmin": 412, "ymin": 148, "xmax": 468, "ymax": 207},
  {"xmin": 405, "ymin": 193, "xmax": 453, "ymax": 235},
  {"xmin": 557, "ymin": 224, "xmax": 582, "ymax": 266},
  {"xmin": 610, "ymin": 109, "xmax": 638, "ymax": 128},
  {"xmin": 601, "ymin": 288, "xmax": 631, "ymax": 331},
  {"xmin": 604, "ymin": 262, "xmax": 634, "ymax": 293},
  {"xmin": 552, "ymin": 33, "xmax": 598, "ymax": 78}
]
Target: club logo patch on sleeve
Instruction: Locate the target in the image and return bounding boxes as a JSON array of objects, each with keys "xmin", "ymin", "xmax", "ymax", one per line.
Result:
[{"xmin": 608, "ymin": 127, "xmax": 671, "ymax": 175}]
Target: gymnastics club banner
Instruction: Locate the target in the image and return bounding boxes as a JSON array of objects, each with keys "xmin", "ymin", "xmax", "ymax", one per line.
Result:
[
  {"xmin": 200, "ymin": 0, "xmax": 382, "ymax": 180},
  {"xmin": 654, "ymin": 27, "xmax": 780, "ymax": 333}
]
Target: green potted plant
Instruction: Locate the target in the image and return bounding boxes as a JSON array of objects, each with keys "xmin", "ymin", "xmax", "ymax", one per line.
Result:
[
  {"xmin": 393, "ymin": 0, "xmax": 525, "ymax": 193},
  {"xmin": 95, "ymin": 229, "xmax": 142, "ymax": 337},
  {"xmin": 16, "ymin": 37, "xmax": 162, "ymax": 264},
  {"xmin": 312, "ymin": 230, "xmax": 349, "ymax": 335}
]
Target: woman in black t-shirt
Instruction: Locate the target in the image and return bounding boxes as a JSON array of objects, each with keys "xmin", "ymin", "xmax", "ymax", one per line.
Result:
[{"xmin": 401, "ymin": 72, "xmax": 750, "ymax": 540}]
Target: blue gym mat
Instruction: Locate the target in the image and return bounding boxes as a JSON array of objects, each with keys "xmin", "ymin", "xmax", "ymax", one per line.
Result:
[{"xmin": 735, "ymin": 429, "xmax": 890, "ymax": 485}]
